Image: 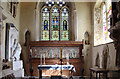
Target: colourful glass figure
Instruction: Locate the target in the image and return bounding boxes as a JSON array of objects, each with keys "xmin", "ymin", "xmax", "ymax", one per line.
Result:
[
  {"xmin": 44, "ymin": 20, "xmax": 48, "ymax": 30},
  {"xmin": 53, "ymin": 17, "xmax": 58, "ymax": 30},
  {"xmin": 63, "ymin": 20, "xmax": 67, "ymax": 30}
]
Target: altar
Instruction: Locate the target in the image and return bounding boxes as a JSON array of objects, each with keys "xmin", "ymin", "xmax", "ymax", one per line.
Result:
[
  {"xmin": 37, "ymin": 65, "xmax": 75, "ymax": 79},
  {"xmin": 26, "ymin": 41, "xmax": 83, "ymax": 76}
]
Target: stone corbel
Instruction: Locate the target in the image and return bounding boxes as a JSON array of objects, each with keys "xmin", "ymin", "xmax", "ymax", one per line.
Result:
[
  {"xmin": 0, "ymin": 19, "xmax": 4, "ymax": 30},
  {"xmin": 2, "ymin": 13, "xmax": 7, "ymax": 20},
  {"xmin": 0, "ymin": 13, "xmax": 7, "ymax": 30}
]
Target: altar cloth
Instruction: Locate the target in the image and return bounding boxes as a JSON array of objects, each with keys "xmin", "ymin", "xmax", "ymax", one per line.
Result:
[{"xmin": 37, "ymin": 65, "xmax": 76, "ymax": 72}]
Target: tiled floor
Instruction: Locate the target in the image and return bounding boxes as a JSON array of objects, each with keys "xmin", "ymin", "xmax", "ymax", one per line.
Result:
[
  {"xmin": 21, "ymin": 76, "xmax": 90, "ymax": 79},
  {"xmin": 22, "ymin": 76, "xmax": 78, "ymax": 79},
  {"xmin": 20, "ymin": 76, "xmax": 120, "ymax": 79}
]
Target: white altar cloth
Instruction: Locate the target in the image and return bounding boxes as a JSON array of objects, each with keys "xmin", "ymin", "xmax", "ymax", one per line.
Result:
[{"xmin": 37, "ymin": 65, "xmax": 76, "ymax": 72}]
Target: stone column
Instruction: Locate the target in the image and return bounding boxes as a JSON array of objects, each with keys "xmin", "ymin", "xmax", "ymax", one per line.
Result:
[
  {"xmin": 73, "ymin": 10, "xmax": 78, "ymax": 41},
  {"xmin": 35, "ymin": 9, "xmax": 40, "ymax": 41},
  {"xmin": 0, "ymin": 0, "xmax": 3, "ymax": 78},
  {"xmin": 72, "ymin": 10, "xmax": 78, "ymax": 41}
]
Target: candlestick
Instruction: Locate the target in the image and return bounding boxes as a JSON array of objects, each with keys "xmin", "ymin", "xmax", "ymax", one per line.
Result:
[
  {"xmin": 60, "ymin": 47, "xmax": 62, "ymax": 59},
  {"xmin": 55, "ymin": 54, "xmax": 57, "ymax": 65}
]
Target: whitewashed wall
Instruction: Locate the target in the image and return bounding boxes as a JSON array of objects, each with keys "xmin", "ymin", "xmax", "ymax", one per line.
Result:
[
  {"xmin": 2, "ymin": 2, "xmax": 20, "ymax": 59},
  {"xmin": 20, "ymin": 2, "xmax": 36, "ymax": 74},
  {"xmin": 75, "ymin": 2, "xmax": 92, "ymax": 76}
]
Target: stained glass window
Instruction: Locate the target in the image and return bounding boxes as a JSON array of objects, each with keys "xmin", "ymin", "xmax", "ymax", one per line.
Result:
[
  {"xmin": 41, "ymin": 2, "xmax": 69, "ymax": 41},
  {"xmin": 41, "ymin": 7, "xmax": 50, "ymax": 40},
  {"xmin": 61, "ymin": 7, "xmax": 69, "ymax": 40},
  {"xmin": 94, "ymin": 0, "xmax": 112, "ymax": 46},
  {"xmin": 51, "ymin": 6, "xmax": 59, "ymax": 41}
]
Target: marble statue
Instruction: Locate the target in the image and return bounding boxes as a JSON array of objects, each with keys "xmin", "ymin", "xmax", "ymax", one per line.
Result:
[
  {"xmin": 9, "ymin": 26, "xmax": 22, "ymax": 61},
  {"xmin": 11, "ymin": 38, "xmax": 21, "ymax": 61},
  {"xmin": 84, "ymin": 31, "xmax": 90, "ymax": 45}
]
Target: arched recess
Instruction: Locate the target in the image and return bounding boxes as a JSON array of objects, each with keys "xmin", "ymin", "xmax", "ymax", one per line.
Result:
[{"xmin": 35, "ymin": 1, "xmax": 77, "ymax": 41}]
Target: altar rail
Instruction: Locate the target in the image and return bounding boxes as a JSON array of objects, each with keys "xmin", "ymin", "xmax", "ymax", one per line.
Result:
[{"xmin": 26, "ymin": 41, "xmax": 83, "ymax": 76}]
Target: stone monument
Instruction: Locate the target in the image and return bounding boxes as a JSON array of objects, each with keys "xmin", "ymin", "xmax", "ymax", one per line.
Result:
[{"xmin": 8, "ymin": 23, "xmax": 24, "ymax": 77}]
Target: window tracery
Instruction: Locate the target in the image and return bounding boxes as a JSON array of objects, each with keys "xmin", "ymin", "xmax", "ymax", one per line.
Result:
[{"xmin": 41, "ymin": 2, "xmax": 69, "ymax": 41}]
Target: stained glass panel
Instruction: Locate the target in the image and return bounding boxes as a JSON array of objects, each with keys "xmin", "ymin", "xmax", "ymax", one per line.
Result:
[
  {"xmin": 61, "ymin": 7, "xmax": 69, "ymax": 40},
  {"xmin": 41, "ymin": 31, "xmax": 49, "ymax": 40},
  {"xmin": 63, "ymin": 20, "xmax": 67, "ymax": 30},
  {"xmin": 51, "ymin": 6, "xmax": 59, "ymax": 40},
  {"xmin": 51, "ymin": 31, "xmax": 59, "ymax": 40},
  {"xmin": 41, "ymin": 7, "xmax": 49, "ymax": 40},
  {"xmin": 61, "ymin": 31, "xmax": 69, "ymax": 41},
  {"xmin": 44, "ymin": 20, "xmax": 48, "ymax": 30},
  {"xmin": 53, "ymin": 17, "xmax": 59, "ymax": 30}
]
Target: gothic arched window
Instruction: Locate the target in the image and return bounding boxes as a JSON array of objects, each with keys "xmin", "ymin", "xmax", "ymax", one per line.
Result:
[
  {"xmin": 61, "ymin": 6, "xmax": 69, "ymax": 41},
  {"xmin": 41, "ymin": 7, "xmax": 50, "ymax": 40},
  {"xmin": 40, "ymin": 2, "xmax": 69, "ymax": 41},
  {"xmin": 51, "ymin": 5, "xmax": 60, "ymax": 41}
]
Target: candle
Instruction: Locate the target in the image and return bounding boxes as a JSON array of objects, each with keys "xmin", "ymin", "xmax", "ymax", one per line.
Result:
[
  {"xmin": 41, "ymin": 54, "xmax": 42, "ymax": 59},
  {"xmin": 30, "ymin": 49, "xmax": 32, "ymax": 56},
  {"xmin": 66, "ymin": 54, "xmax": 69, "ymax": 65},
  {"xmin": 43, "ymin": 54, "xmax": 45, "ymax": 65},
  {"xmin": 40, "ymin": 54, "xmax": 42, "ymax": 65},
  {"xmin": 60, "ymin": 47, "xmax": 62, "ymax": 59}
]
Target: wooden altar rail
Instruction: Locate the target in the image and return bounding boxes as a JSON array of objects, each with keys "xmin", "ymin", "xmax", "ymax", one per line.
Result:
[{"xmin": 26, "ymin": 41, "xmax": 83, "ymax": 76}]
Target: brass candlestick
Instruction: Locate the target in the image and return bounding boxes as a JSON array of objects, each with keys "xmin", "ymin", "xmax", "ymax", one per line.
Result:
[{"xmin": 60, "ymin": 47, "xmax": 63, "ymax": 76}]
